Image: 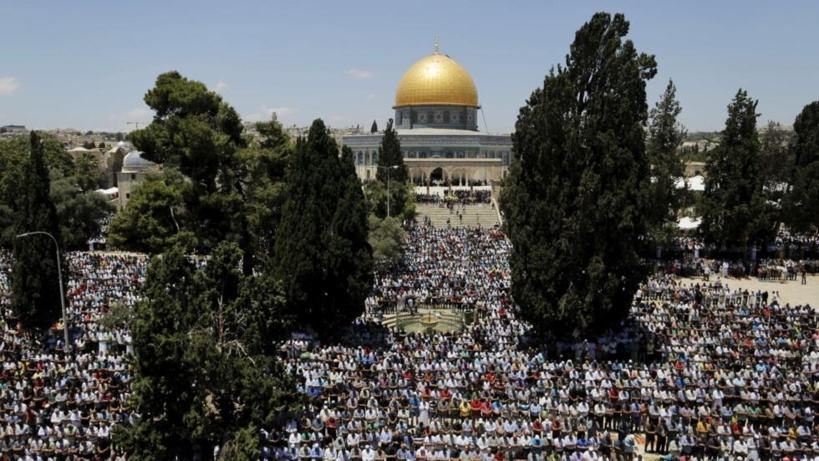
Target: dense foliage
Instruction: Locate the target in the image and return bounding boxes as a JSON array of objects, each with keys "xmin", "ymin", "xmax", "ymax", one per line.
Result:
[
  {"xmin": 118, "ymin": 242, "xmax": 300, "ymax": 461},
  {"xmin": 699, "ymin": 90, "xmax": 776, "ymax": 249},
  {"xmin": 502, "ymin": 12, "xmax": 656, "ymax": 339},
  {"xmin": 368, "ymin": 215, "xmax": 406, "ymax": 269},
  {"xmin": 108, "ymin": 170, "xmax": 189, "ymax": 254},
  {"xmin": 759, "ymin": 121, "xmax": 793, "ymax": 208},
  {"xmin": 274, "ymin": 120, "xmax": 373, "ymax": 337},
  {"xmin": 113, "ymin": 72, "xmax": 292, "ymax": 272},
  {"xmin": 10, "ymin": 132, "xmax": 65, "ymax": 333},
  {"xmin": 370, "ymin": 119, "xmax": 411, "ymax": 220},
  {"xmin": 646, "ymin": 80, "xmax": 687, "ymax": 246},
  {"xmin": 784, "ymin": 101, "xmax": 819, "ymax": 232},
  {"xmin": 0, "ymin": 133, "xmax": 104, "ymax": 249}
]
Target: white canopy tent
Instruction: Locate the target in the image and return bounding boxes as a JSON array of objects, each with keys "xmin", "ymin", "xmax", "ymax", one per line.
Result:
[
  {"xmin": 94, "ymin": 187, "xmax": 118, "ymax": 197},
  {"xmin": 678, "ymin": 216, "xmax": 702, "ymax": 230},
  {"xmin": 675, "ymin": 175, "xmax": 705, "ymax": 192}
]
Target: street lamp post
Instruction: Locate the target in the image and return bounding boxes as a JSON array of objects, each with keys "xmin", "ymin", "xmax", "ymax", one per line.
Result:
[
  {"xmin": 16, "ymin": 231, "xmax": 70, "ymax": 355},
  {"xmin": 377, "ymin": 165, "xmax": 400, "ymax": 218}
]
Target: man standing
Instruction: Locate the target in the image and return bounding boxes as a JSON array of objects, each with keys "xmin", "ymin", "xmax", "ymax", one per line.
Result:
[
  {"xmin": 644, "ymin": 419, "xmax": 656, "ymax": 454},
  {"xmin": 655, "ymin": 421, "xmax": 667, "ymax": 455}
]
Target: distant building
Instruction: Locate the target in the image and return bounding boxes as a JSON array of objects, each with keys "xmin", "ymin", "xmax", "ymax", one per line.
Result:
[
  {"xmin": 343, "ymin": 45, "xmax": 513, "ymax": 185},
  {"xmin": 116, "ymin": 150, "xmax": 160, "ymax": 209},
  {"xmin": 0, "ymin": 125, "xmax": 28, "ymax": 139}
]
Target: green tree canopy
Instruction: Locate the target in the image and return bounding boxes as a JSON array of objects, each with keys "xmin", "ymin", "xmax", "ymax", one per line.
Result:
[
  {"xmin": 785, "ymin": 101, "xmax": 819, "ymax": 232},
  {"xmin": 759, "ymin": 121, "xmax": 793, "ymax": 212},
  {"xmin": 74, "ymin": 151, "xmax": 101, "ymax": 191},
  {"xmin": 698, "ymin": 89, "xmax": 776, "ymax": 249},
  {"xmin": 274, "ymin": 120, "xmax": 373, "ymax": 337},
  {"xmin": 502, "ymin": 12, "xmax": 656, "ymax": 339},
  {"xmin": 646, "ymin": 80, "xmax": 686, "ymax": 246},
  {"xmin": 108, "ymin": 170, "xmax": 188, "ymax": 254},
  {"xmin": 117, "ymin": 241, "xmax": 299, "ymax": 460},
  {"xmin": 11, "ymin": 132, "xmax": 65, "ymax": 333},
  {"xmin": 118, "ymin": 72, "xmax": 296, "ymax": 273},
  {"xmin": 371, "ymin": 119, "xmax": 412, "ymax": 219},
  {"xmin": 1, "ymin": 134, "xmax": 110, "ymax": 249},
  {"xmin": 51, "ymin": 170, "xmax": 115, "ymax": 250},
  {"xmin": 368, "ymin": 215, "xmax": 406, "ymax": 270},
  {"xmin": 127, "ymin": 71, "xmax": 249, "ymax": 265},
  {"xmin": 376, "ymin": 119, "xmax": 408, "ymax": 184}
]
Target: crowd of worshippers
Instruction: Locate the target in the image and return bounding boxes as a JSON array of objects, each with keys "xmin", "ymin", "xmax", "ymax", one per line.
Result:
[
  {"xmin": 0, "ymin": 221, "xmax": 818, "ymax": 460},
  {"xmin": 0, "ymin": 251, "xmax": 145, "ymax": 460},
  {"xmin": 415, "ymin": 190, "xmax": 492, "ymax": 205},
  {"xmin": 268, "ymin": 226, "xmax": 819, "ymax": 461},
  {"xmin": 775, "ymin": 231, "xmax": 819, "ymax": 253},
  {"xmin": 658, "ymin": 258, "xmax": 814, "ymax": 282},
  {"xmin": 366, "ymin": 227, "xmax": 508, "ymax": 316}
]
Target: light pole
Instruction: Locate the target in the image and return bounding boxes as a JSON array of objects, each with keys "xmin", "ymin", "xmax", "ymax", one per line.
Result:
[
  {"xmin": 377, "ymin": 165, "xmax": 400, "ymax": 217},
  {"xmin": 16, "ymin": 231, "xmax": 70, "ymax": 355}
]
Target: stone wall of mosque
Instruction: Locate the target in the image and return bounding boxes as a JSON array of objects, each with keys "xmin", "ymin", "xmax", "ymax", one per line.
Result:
[
  {"xmin": 343, "ymin": 132, "xmax": 513, "ymax": 183},
  {"xmin": 394, "ymin": 106, "xmax": 479, "ymax": 131}
]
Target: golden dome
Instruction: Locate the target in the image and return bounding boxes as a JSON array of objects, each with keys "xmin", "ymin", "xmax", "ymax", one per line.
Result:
[{"xmin": 394, "ymin": 52, "xmax": 479, "ymax": 108}]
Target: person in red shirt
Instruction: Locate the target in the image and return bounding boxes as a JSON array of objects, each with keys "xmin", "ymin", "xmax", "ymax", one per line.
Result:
[{"xmin": 470, "ymin": 398, "xmax": 481, "ymax": 418}]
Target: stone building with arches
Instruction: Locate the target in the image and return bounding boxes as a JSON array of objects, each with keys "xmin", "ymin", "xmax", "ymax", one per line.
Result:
[{"xmin": 343, "ymin": 45, "xmax": 513, "ymax": 186}]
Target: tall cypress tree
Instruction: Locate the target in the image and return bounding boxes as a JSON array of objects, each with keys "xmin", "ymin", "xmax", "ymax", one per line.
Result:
[
  {"xmin": 376, "ymin": 119, "xmax": 408, "ymax": 184},
  {"xmin": 646, "ymin": 80, "xmax": 686, "ymax": 246},
  {"xmin": 699, "ymin": 89, "xmax": 775, "ymax": 250},
  {"xmin": 11, "ymin": 131, "xmax": 65, "ymax": 333},
  {"xmin": 785, "ymin": 101, "xmax": 819, "ymax": 233},
  {"xmin": 274, "ymin": 120, "xmax": 373, "ymax": 336},
  {"xmin": 325, "ymin": 146, "xmax": 374, "ymax": 329},
  {"xmin": 502, "ymin": 12, "xmax": 656, "ymax": 338},
  {"xmin": 374, "ymin": 119, "xmax": 409, "ymax": 218}
]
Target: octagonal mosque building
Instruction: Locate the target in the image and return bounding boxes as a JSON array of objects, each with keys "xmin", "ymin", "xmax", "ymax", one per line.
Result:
[{"xmin": 344, "ymin": 45, "xmax": 513, "ymax": 185}]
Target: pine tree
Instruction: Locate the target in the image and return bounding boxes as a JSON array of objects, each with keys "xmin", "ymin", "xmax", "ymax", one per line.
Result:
[
  {"xmin": 646, "ymin": 80, "xmax": 686, "ymax": 246},
  {"xmin": 126, "ymin": 71, "xmax": 251, "ymax": 270},
  {"xmin": 699, "ymin": 89, "xmax": 776, "ymax": 250},
  {"xmin": 785, "ymin": 101, "xmax": 819, "ymax": 232},
  {"xmin": 502, "ymin": 12, "xmax": 656, "ymax": 338},
  {"xmin": 371, "ymin": 120, "xmax": 378, "ymax": 133},
  {"xmin": 11, "ymin": 132, "xmax": 65, "ymax": 333}
]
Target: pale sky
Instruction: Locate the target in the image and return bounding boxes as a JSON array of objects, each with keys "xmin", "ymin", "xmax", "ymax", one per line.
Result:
[{"xmin": 1, "ymin": 1, "xmax": 817, "ymax": 134}]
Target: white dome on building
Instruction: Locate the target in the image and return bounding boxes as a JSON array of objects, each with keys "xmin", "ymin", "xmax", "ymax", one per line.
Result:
[{"xmin": 122, "ymin": 151, "xmax": 157, "ymax": 172}]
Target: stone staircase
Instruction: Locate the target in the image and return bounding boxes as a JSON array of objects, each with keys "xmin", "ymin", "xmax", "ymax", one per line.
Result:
[{"xmin": 415, "ymin": 203, "xmax": 500, "ymax": 229}]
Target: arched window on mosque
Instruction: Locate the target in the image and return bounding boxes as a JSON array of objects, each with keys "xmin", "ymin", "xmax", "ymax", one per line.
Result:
[{"xmin": 372, "ymin": 151, "xmax": 378, "ymax": 164}]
